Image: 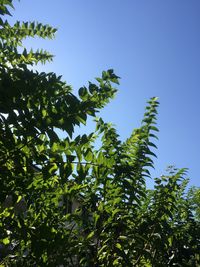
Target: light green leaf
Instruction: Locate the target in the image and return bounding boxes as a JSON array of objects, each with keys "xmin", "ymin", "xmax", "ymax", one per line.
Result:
[{"xmin": 3, "ymin": 237, "xmax": 10, "ymax": 245}]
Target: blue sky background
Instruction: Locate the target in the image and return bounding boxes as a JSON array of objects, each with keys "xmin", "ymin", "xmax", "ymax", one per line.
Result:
[{"xmin": 9, "ymin": 0, "xmax": 200, "ymax": 187}]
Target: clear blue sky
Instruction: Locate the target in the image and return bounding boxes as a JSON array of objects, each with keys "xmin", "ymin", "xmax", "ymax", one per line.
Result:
[{"xmin": 9, "ymin": 0, "xmax": 200, "ymax": 187}]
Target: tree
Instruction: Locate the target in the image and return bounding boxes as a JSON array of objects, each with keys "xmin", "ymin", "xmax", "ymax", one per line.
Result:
[{"xmin": 0, "ymin": 1, "xmax": 200, "ymax": 266}]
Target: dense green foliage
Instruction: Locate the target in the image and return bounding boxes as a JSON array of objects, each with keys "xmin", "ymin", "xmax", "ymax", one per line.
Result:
[{"xmin": 0, "ymin": 1, "xmax": 200, "ymax": 266}]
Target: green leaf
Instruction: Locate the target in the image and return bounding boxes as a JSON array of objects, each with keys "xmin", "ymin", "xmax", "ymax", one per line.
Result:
[
  {"xmin": 3, "ymin": 237, "xmax": 10, "ymax": 245},
  {"xmin": 118, "ymin": 236, "xmax": 127, "ymax": 240},
  {"xmin": 116, "ymin": 243, "xmax": 122, "ymax": 250},
  {"xmin": 48, "ymin": 163, "xmax": 58, "ymax": 174},
  {"xmin": 87, "ymin": 231, "xmax": 95, "ymax": 239},
  {"xmin": 16, "ymin": 195, "xmax": 22, "ymax": 203},
  {"xmin": 78, "ymin": 87, "xmax": 88, "ymax": 100}
]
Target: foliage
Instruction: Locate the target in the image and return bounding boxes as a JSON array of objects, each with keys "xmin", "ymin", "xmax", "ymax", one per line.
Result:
[{"xmin": 0, "ymin": 1, "xmax": 200, "ymax": 266}]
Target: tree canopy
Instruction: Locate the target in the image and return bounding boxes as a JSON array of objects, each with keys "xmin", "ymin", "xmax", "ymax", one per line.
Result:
[{"xmin": 0, "ymin": 1, "xmax": 200, "ymax": 266}]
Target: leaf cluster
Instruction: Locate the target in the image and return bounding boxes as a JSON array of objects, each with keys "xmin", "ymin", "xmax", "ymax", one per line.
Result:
[{"xmin": 0, "ymin": 2, "xmax": 199, "ymax": 266}]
